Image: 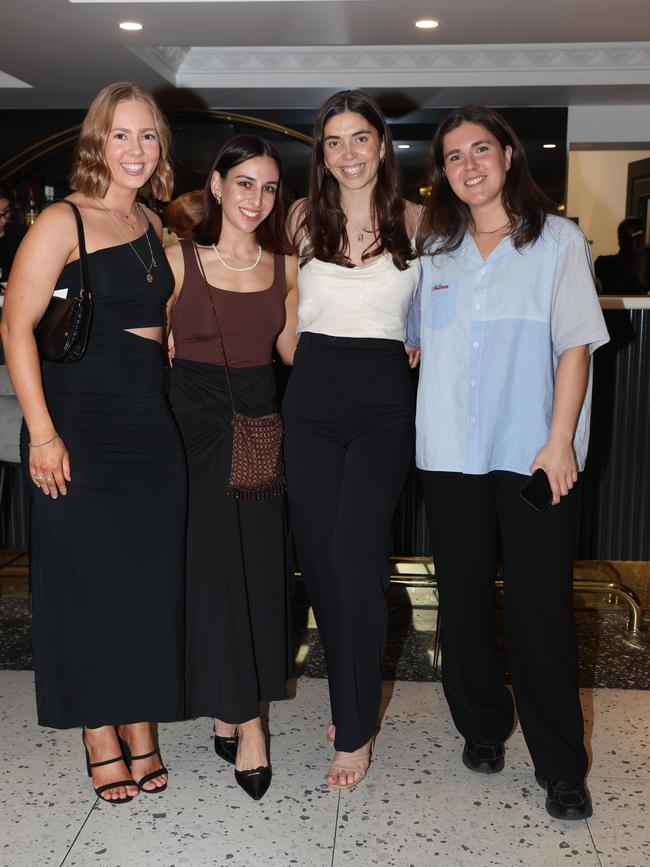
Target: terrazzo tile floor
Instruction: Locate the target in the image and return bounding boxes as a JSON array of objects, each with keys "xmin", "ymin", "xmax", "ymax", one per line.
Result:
[
  {"xmin": 1, "ymin": 562, "xmax": 649, "ymax": 866},
  {"xmin": 1, "ymin": 673, "xmax": 649, "ymax": 867}
]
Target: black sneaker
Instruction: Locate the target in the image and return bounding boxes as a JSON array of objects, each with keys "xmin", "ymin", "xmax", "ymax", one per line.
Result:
[
  {"xmin": 462, "ymin": 741, "xmax": 505, "ymax": 774},
  {"xmin": 536, "ymin": 776, "xmax": 593, "ymax": 820}
]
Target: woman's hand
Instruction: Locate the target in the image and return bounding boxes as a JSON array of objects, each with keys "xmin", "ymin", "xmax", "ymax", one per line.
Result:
[
  {"xmin": 529, "ymin": 437, "xmax": 577, "ymax": 506},
  {"xmin": 29, "ymin": 435, "xmax": 71, "ymax": 499},
  {"xmin": 167, "ymin": 330, "xmax": 175, "ymax": 367},
  {"xmin": 405, "ymin": 345, "xmax": 421, "ymax": 369}
]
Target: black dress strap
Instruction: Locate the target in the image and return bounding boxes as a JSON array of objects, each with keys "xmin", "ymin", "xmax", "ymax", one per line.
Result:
[{"xmin": 49, "ymin": 199, "xmax": 92, "ymax": 299}]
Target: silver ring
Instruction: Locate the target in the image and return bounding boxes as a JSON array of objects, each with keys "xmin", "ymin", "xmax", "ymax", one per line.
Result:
[{"xmin": 33, "ymin": 473, "xmax": 45, "ymax": 482}]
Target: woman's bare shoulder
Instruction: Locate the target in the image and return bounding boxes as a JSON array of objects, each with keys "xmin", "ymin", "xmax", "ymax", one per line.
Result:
[
  {"xmin": 141, "ymin": 204, "xmax": 163, "ymax": 238},
  {"xmin": 403, "ymin": 199, "xmax": 423, "ymax": 236},
  {"xmin": 165, "ymin": 240, "xmax": 184, "ymax": 264}
]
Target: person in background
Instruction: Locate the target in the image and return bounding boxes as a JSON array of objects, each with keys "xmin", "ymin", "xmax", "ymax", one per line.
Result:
[
  {"xmin": 410, "ymin": 105, "xmax": 609, "ymax": 821},
  {"xmin": 1, "ymin": 81, "xmax": 186, "ymax": 804},
  {"xmin": 163, "ymin": 189, "xmax": 206, "ymax": 244},
  {"xmin": 0, "ymin": 192, "xmax": 24, "ymax": 283},
  {"xmin": 285, "ymin": 89, "xmax": 421, "ymax": 791},
  {"xmin": 166, "ymin": 134, "xmax": 298, "ymax": 801},
  {"xmin": 594, "ymin": 216, "xmax": 650, "ymax": 295}
]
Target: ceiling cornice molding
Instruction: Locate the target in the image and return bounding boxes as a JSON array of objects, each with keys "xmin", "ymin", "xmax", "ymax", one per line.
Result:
[{"xmin": 130, "ymin": 42, "xmax": 650, "ymax": 89}]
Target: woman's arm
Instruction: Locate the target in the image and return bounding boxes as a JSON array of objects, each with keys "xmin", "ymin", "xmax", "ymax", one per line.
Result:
[
  {"xmin": 164, "ymin": 242, "xmax": 185, "ymax": 366},
  {"xmin": 0, "ymin": 204, "xmax": 77, "ymax": 498},
  {"xmin": 276, "ymin": 254, "xmax": 299, "ymax": 365},
  {"xmin": 529, "ymin": 344, "xmax": 590, "ymax": 505}
]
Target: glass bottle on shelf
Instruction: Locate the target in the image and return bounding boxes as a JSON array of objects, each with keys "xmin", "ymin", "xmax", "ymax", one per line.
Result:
[{"xmin": 24, "ymin": 186, "xmax": 39, "ymax": 227}]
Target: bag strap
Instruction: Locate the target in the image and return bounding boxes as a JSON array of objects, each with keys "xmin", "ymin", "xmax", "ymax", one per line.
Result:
[
  {"xmin": 191, "ymin": 242, "xmax": 237, "ymax": 417},
  {"xmin": 49, "ymin": 199, "xmax": 92, "ymax": 299}
]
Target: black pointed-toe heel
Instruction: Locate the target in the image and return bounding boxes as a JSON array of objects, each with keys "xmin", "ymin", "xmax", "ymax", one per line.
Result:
[
  {"xmin": 119, "ymin": 736, "xmax": 168, "ymax": 794},
  {"xmin": 82, "ymin": 732, "xmax": 137, "ymax": 805},
  {"xmin": 234, "ymin": 765, "xmax": 272, "ymax": 801},
  {"xmin": 214, "ymin": 734, "xmax": 239, "ymax": 765}
]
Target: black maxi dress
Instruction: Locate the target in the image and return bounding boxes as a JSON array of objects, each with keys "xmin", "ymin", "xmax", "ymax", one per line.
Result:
[
  {"xmin": 169, "ymin": 242, "xmax": 292, "ymax": 725},
  {"xmin": 22, "ymin": 225, "xmax": 186, "ymax": 729}
]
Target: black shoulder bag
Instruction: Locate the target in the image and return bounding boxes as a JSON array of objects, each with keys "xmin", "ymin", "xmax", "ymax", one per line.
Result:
[{"xmin": 34, "ymin": 199, "xmax": 93, "ymax": 362}]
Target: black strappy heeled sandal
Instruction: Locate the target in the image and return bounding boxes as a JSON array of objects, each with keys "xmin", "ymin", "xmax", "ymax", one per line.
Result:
[
  {"xmin": 82, "ymin": 731, "xmax": 137, "ymax": 804},
  {"xmin": 119, "ymin": 735, "xmax": 168, "ymax": 794}
]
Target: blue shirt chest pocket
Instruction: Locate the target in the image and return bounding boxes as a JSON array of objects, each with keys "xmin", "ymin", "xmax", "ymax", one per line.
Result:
[{"xmin": 423, "ymin": 280, "xmax": 457, "ymax": 329}]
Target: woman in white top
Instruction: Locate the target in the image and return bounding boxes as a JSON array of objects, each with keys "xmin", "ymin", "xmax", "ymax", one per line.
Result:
[{"xmin": 284, "ymin": 90, "xmax": 420, "ymax": 790}]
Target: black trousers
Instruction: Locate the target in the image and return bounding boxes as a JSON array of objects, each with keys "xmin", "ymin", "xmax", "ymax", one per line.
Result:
[
  {"xmin": 419, "ymin": 470, "xmax": 589, "ymax": 782},
  {"xmin": 284, "ymin": 332, "xmax": 415, "ymax": 752}
]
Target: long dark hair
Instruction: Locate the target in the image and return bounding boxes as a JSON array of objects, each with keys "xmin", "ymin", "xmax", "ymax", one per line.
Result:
[
  {"xmin": 194, "ymin": 134, "xmax": 292, "ymax": 253},
  {"xmin": 416, "ymin": 105, "xmax": 555, "ymax": 256},
  {"xmin": 298, "ymin": 90, "xmax": 414, "ymax": 271}
]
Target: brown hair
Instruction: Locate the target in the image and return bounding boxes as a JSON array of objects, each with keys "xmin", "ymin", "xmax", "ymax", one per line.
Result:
[
  {"xmin": 70, "ymin": 81, "xmax": 174, "ymax": 202},
  {"xmin": 297, "ymin": 90, "xmax": 414, "ymax": 271},
  {"xmin": 194, "ymin": 134, "xmax": 292, "ymax": 254},
  {"xmin": 416, "ymin": 105, "xmax": 555, "ymax": 256},
  {"xmin": 163, "ymin": 190, "xmax": 205, "ymax": 240}
]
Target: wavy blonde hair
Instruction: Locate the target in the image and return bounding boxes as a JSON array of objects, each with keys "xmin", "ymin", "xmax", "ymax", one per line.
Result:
[{"xmin": 70, "ymin": 81, "xmax": 173, "ymax": 201}]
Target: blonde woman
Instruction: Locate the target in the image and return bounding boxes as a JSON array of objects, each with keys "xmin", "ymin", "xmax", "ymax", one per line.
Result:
[{"xmin": 1, "ymin": 82, "xmax": 185, "ymax": 804}]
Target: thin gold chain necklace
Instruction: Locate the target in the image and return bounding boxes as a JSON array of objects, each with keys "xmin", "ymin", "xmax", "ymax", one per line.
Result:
[
  {"xmin": 472, "ymin": 219, "xmax": 512, "ymax": 235},
  {"xmin": 346, "ymin": 214, "xmax": 376, "ymax": 243},
  {"xmin": 100, "ymin": 201, "xmax": 157, "ymax": 283},
  {"xmin": 98, "ymin": 201, "xmax": 138, "ymax": 231}
]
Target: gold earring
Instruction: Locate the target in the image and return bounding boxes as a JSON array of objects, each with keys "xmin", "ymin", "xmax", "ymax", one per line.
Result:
[{"xmin": 214, "ymin": 192, "xmax": 222, "ymax": 205}]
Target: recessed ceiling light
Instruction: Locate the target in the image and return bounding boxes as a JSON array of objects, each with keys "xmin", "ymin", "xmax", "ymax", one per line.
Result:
[
  {"xmin": 119, "ymin": 21, "xmax": 143, "ymax": 31},
  {"xmin": 398, "ymin": 144, "xmax": 411, "ymax": 150},
  {"xmin": 543, "ymin": 143, "xmax": 557, "ymax": 149},
  {"xmin": 415, "ymin": 19, "xmax": 439, "ymax": 30}
]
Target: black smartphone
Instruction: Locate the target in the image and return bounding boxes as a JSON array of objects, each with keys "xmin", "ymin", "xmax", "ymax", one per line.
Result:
[{"xmin": 519, "ymin": 468, "xmax": 553, "ymax": 512}]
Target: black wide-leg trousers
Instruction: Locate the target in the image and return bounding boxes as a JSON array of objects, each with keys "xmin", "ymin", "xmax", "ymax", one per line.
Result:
[
  {"xmin": 284, "ymin": 332, "xmax": 415, "ymax": 752},
  {"xmin": 419, "ymin": 470, "xmax": 589, "ymax": 782}
]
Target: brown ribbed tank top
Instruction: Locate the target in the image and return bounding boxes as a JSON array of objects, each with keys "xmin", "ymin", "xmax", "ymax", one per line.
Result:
[{"xmin": 172, "ymin": 239, "xmax": 288, "ymax": 367}]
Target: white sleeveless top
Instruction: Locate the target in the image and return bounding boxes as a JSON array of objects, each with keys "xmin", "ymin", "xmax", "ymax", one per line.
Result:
[{"xmin": 296, "ymin": 252, "xmax": 421, "ymax": 342}]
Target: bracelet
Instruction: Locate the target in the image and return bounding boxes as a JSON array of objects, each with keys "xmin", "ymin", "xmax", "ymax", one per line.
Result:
[{"xmin": 28, "ymin": 433, "xmax": 59, "ymax": 449}]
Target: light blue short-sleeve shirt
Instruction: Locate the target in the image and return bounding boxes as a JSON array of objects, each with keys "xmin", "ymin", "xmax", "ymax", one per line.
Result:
[{"xmin": 407, "ymin": 215, "xmax": 610, "ymax": 476}]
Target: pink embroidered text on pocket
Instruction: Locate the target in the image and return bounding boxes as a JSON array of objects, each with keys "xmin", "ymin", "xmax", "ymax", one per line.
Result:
[{"xmin": 424, "ymin": 280, "xmax": 457, "ymax": 329}]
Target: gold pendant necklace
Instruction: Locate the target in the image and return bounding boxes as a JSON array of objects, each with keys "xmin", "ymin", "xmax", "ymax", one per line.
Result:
[
  {"xmin": 100, "ymin": 201, "xmax": 157, "ymax": 282},
  {"xmin": 347, "ymin": 215, "xmax": 374, "ymax": 244}
]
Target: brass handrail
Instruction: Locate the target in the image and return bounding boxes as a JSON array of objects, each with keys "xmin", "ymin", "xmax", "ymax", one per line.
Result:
[{"xmin": 0, "ymin": 109, "xmax": 312, "ymax": 185}]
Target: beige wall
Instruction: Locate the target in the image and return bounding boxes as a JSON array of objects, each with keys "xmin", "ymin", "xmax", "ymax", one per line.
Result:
[{"xmin": 566, "ymin": 149, "xmax": 650, "ymax": 260}]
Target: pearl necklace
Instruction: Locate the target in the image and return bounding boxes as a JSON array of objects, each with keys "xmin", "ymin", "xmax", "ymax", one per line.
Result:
[{"xmin": 213, "ymin": 243, "xmax": 262, "ymax": 272}]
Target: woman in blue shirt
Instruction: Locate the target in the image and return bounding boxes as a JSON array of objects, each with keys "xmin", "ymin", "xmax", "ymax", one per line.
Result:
[{"xmin": 409, "ymin": 106, "xmax": 608, "ymax": 820}]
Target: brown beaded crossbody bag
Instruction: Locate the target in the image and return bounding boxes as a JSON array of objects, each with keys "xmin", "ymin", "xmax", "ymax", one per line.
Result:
[{"xmin": 192, "ymin": 242, "xmax": 286, "ymax": 500}]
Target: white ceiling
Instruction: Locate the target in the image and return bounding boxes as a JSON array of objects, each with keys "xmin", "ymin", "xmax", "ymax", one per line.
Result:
[{"xmin": 1, "ymin": 0, "xmax": 649, "ymax": 109}]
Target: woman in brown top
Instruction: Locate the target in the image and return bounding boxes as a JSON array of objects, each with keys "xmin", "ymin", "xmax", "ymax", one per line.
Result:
[{"xmin": 165, "ymin": 135, "xmax": 298, "ymax": 801}]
